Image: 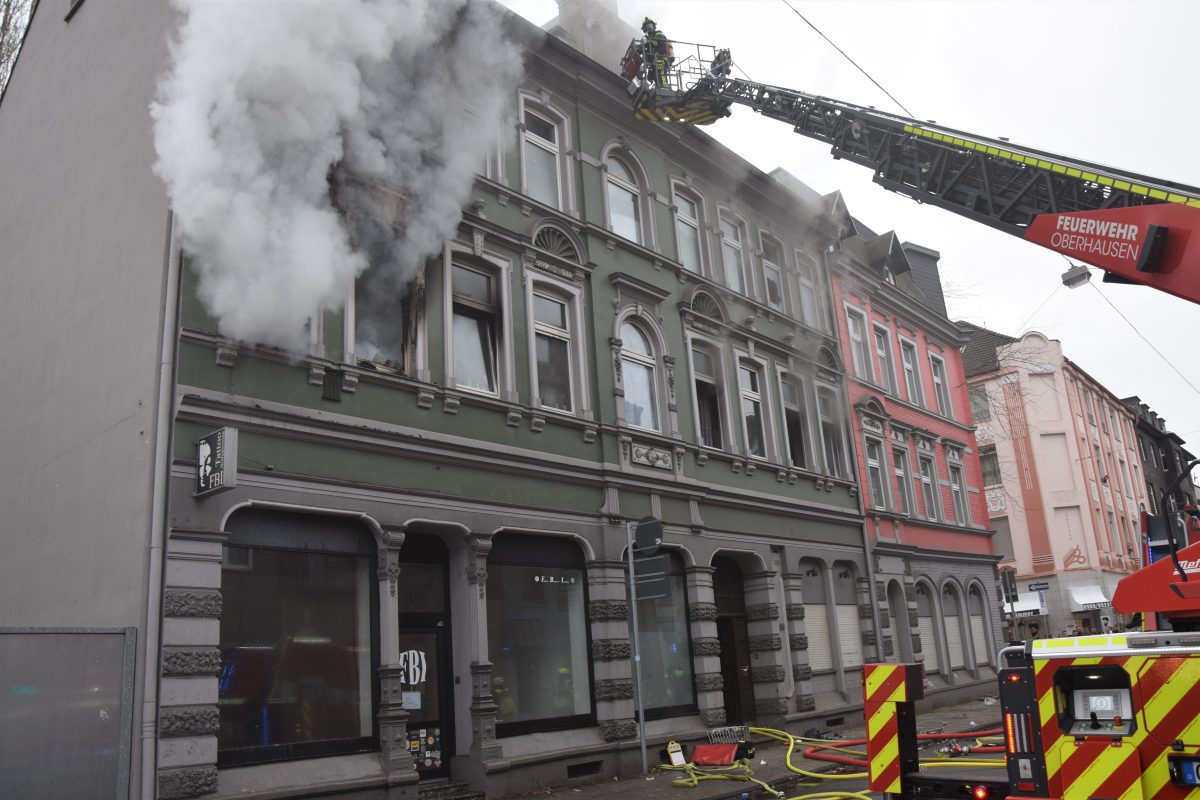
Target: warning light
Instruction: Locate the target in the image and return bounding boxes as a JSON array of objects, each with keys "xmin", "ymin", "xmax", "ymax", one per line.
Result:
[
  {"xmin": 973, "ymin": 786, "xmax": 990, "ymax": 800},
  {"xmin": 1007, "ymin": 674, "xmax": 1021, "ymax": 682}
]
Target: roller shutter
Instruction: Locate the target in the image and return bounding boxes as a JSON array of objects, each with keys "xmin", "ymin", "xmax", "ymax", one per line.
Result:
[
  {"xmin": 916, "ymin": 615, "xmax": 938, "ymax": 673},
  {"xmin": 836, "ymin": 604, "xmax": 863, "ymax": 667},
  {"xmin": 945, "ymin": 615, "xmax": 966, "ymax": 669},
  {"xmin": 970, "ymin": 614, "xmax": 989, "ymax": 665},
  {"xmin": 805, "ymin": 604, "xmax": 833, "ymax": 671}
]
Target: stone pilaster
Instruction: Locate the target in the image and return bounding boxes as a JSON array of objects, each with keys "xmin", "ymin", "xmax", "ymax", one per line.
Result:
[
  {"xmin": 588, "ymin": 557, "xmax": 634, "ymax": 728},
  {"xmin": 744, "ymin": 569, "xmax": 786, "ymax": 726},
  {"xmin": 686, "ymin": 565, "xmax": 722, "ymax": 726},
  {"xmin": 782, "ymin": 565, "xmax": 814, "ymax": 705},
  {"xmin": 857, "ymin": 577, "xmax": 881, "ymax": 662}
]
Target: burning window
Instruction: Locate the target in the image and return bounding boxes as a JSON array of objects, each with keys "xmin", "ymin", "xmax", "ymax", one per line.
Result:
[
  {"xmin": 782, "ymin": 376, "xmax": 808, "ymax": 469},
  {"xmin": 738, "ymin": 361, "xmax": 766, "ymax": 458},
  {"xmin": 452, "ymin": 264, "xmax": 498, "ymax": 394}
]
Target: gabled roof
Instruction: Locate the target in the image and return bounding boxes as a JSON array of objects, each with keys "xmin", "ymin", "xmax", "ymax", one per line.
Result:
[{"xmin": 958, "ymin": 321, "xmax": 1018, "ymax": 377}]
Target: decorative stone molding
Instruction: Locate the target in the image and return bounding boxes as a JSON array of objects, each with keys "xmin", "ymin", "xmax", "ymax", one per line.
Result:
[
  {"xmin": 748, "ymin": 634, "xmax": 782, "ymax": 652},
  {"xmin": 755, "ymin": 698, "xmax": 789, "ymax": 716},
  {"xmin": 751, "ymin": 665, "xmax": 785, "ymax": 684},
  {"xmin": 379, "ymin": 665, "xmax": 415, "ymax": 774},
  {"xmin": 693, "ymin": 637, "xmax": 722, "ymax": 656},
  {"xmin": 700, "ymin": 708, "xmax": 727, "ymax": 728},
  {"xmin": 632, "ymin": 443, "xmax": 673, "ymax": 470},
  {"xmin": 858, "ymin": 603, "xmax": 873, "ymax": 619},
  {"xmin": 530, "ymin": 415, "xmax": 546, "ymax": 433},
  {"xmin": 905, "ymin": 584, "xmax": 916, "ymax": 602},
  {"xmin": 592, "ymin": 639, "xmax": 632, "ymax": 660},
  {"xmin": 908, "ymin": 611, "xmax": 919, "ymax": 627},
  {"xmin": 746, "ymin": 603, "xmax": 779, "ymax": 621},
  {"xmin": 689, "ymin": 603, "xmax": 718, "ymax": 621},
  {"xmin": 417, "ymin": 390, "xmax": 435, "ymax": 409},
  {"xmin": 912, "ymin": 634, "xmax": 923, "ymax": 654},
  {"xmin": 594, "ymin": 678, "xmax": 635, "ymax": 701},
  {"xmin": 861, "ymin": 631, "xmax": 877, "ymax": 646},
  {"xmin": 789, "ymin": 634, "xmax": 808, "ymax": 651},
  {"xmin": 159, "ymin": 705, "xmax": 219, "ymax": 738},
  {"xmin": 506, "ymin": 409, "xmax": 522, "ymax": 427},
  {"xmin": 589, "ymin": 599, "xmax": 630, "ymax": 621},
  {"xmin": 162, "ymin": 589, "xmax": 221, "ymax": 619},
  {"xmin": 879, "ymin": 611, "xmax": 891, "ymax": 629},
  {"xmin": 466, "ymin": 534, "xmax": 492, "ymax": 599},
  {"xmin": 793, "ymin": 664, "xmax": 812, "ymax": 681},
  {"xmin": 161, "ymin": 647, "xmax": 221, "ymax": 677},
  {"xmin": 600, "ymin": 720, "xmax": 639, "ymax": 741},
  {"xmin": 341, "ymin": 372, "xmax": 359, "ymax": 393},
  {"xmin": 796, "ymin": 694, "xmax": 816, "ymax": 713},
  {"xmin": 214, "ymin": 346, "xmax": 236, "ymax": 368},
  {"xmin": 583, "ymin": 426, "xmax": 598, "ymax": 443},
  {"xmin": 443, "ymin": 395, "xmax": 460, "ymax": 415},
  {"xmin": 695, "ymin": 673, "xmax": 724, "ymax": 692},
  {"xmin": 883, "ymin": 637, "xmax": 895, "ymax": 657},
  {"xmin": 876, "ymin": 581, "xmax": 888, "ymax": 601},
  {"xmin": 308, "ymin": 364, "xmax": 325, "ymax": 386},
  {"xmin": 786, "ymin": 604, "xmax": 806, "ymax": 620},
  {"xmin": 470, "ymin": 662, "xmax": 503, "ymax": 760},
  {"xmin": 158, "ymin": 766, "xmax": 218, "ymax": 799}
]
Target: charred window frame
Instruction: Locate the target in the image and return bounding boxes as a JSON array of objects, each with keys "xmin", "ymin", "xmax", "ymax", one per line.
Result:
[
  {"xmin": 689, "ymin": 341, "xmax": 726, "ymax": 450},
  {"xmin": 817, "ymin": 384, "xmax": 850, "ymax": 479},
  {"xmin": 443, "ymin": 247, "xmax": 513, "ymax": 400},
  {"xmin": 780, "ymin": 373, "xmax": 811, "ymax": 470}
]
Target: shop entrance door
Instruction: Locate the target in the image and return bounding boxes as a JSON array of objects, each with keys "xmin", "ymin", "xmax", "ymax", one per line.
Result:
[
  {"xmin": 713, "ymin": 556, "xmax": 755, "ymax": 725},
  {"xmin": 397, "ymin": 536, "xmax": 453, "ymax": 779}
]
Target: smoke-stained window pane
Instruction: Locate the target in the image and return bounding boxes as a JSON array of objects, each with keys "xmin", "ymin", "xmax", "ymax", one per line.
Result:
[
  {"xmin": 623, "ymin": 360, "xmax": 658, "ymax": 430},
  {"xmin": 453, "ymin": 312, "xmax": 496, "ymax": 393},
  {"xmin": 763, "ymin": 262, "xmax": 783, "ymax": 310},
  {"xmin": 525, "ymin": 142, "xmax": 559, "ymax": 208},
  {"xmin": 525, "ymin": 110, "xmax": 556, "ymax": 143},
  {"xmin": 607, "ymin": 181, "xmax": 640, "ymax": 243},
  {"xmin": 676, "ymin": 218, "xmax": 701, "ymax": 272},
  {"xmin": 536, "ymin": 332, "xmax": 571, "ymax": 411},
  {"xmin": 453, "ymin": 265, "xmax": 491, "ymax": 305},
  {"xmin": 721, "ymin": 241, "xmax": 743, "ymax": 293}
]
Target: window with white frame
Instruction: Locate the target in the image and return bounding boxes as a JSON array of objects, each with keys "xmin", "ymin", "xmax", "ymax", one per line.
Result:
[
  {"xmin": 817, "ymin": 385, "xmax": 849, "ymax": 478},
  {"xmin": 531, "ymin": 289, "xmax": 574, "ymax": 412},
  {"xmin": 738, "ymin": 360, "xmax": 767, "ymax": 458},
  {"xmin": 948, "ymin": 461, "xmax": 969, "ymax": 525},
  {"xmin": 781, "ymin": 377, "xmax": 809, "ymax": 469},
  {"xmin": 873, "ymin": 325, "xmax": 897, "ymax": 395},
  {"xmin": 673, "ymin": 187, "xmax": 704, "ymax": 273},
  {"xmin": 892, "ymin": 445, "xmax": 914, "ymax": 515},
  {"xmin": 918, "ymin": 452, "xmax": 939, "ymax": 520},
  {"xmin": 605, "ymin": 154, "xmax": 641, "ymax": 244},
  {"xmin": 929, "ymin": 353, "xmax": 952, "ymax": 416},
  {"xmin": 760, "ymin": 236, "xmax": 785, "ymax": 312},
  {"xmin": 845, "ymin": 307, "xmax": 872, "ymax": 381},
  {"xmin": 900, "ymin": 339, "xmax": 924, "ymax": 406},
  {"xmin": 794, "ymin": 254, "xmax": 821, "ymax": 329},
  {"xmin": 452, "ymin": 263, "xmax": 500, "ymax": 394},
  {"xmin": 980, "ymin": 447, "xmax": 1001, "ymax": 486},
  {"xmin": 719, "ymin": 214, "xmax": 746, "ymax": 295},
  {"xmin": 691, "ymin": 344, "xmax": 724, "ymax": 449},
  {"xmin": 865, "ymin": 437, "xmax": 889, "ymax": 510},
  {"xmin": 521, "ymin": 106, "xmax": 564, "ymax": 209},
  {"xmin": 620, "ymin": 321, "xmax": 659, "ymax": 431}
]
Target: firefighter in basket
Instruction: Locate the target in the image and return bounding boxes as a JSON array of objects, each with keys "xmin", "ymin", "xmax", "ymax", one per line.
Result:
[{"xmin": 641, "ymin": 17, "xmax": 674, "ymax": 90}]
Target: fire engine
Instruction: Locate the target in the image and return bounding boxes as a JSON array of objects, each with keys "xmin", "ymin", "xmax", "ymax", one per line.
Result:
[{"xmin": 623, "ymin": 37, "xmax": 1200, "ymax": 800}]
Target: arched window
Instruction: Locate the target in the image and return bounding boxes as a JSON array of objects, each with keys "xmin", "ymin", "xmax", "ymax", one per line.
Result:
[
  {"xmin": 915, "ymin": 582, "xmax": 939, "ymax": 675},
  {"xmin": 942, "ymin": 585, "xmax": 966, "ymax": 669},
  {"xmin": 799, "ymin": 559, "xmax": 832, "ymax": 672},
  {"xmin": 833, "ymin": 562, "xmax": 863, "ymax": 669},
  {"xmin": 967, "ymin": 586, "xmax": 991, "ymax": 666},
  {"xmin": 605, "ymin": 155, "xmax": 642, "ymax": 244},
  {"xmin": 620, "ymin": 321, "xmax": 659, "ymax": 431}
]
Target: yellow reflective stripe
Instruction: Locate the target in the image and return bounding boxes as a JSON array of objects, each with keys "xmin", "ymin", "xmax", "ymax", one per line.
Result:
[
  {"xmin": 863, "ymin": 664, "xmax": 899, "ymax": 699},
  {"xmin": 870, "ymin": 733, "xmax": 901, "ymax": 793}
]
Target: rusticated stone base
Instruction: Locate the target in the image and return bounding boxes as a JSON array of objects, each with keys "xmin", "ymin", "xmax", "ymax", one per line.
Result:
[
  {"xmin": 751, "ymin": 665, "xmax": 785, "ymax": 684},
  {"xmin": 594, "ymin": 678, "xmax": 634, "ymax": 700},
  {"xmin": 161, "ymin": 647, "xmax": 221, "ymax": 677},
  {"xmin": 693, "ymin": 637, "xmax": 721, "ymax": 656},
  {"xmin": 700, "ymin": 708, "xmax": 726, "ymax": 727},
  {"xmin": 695, "ymin": 672, "xmax": 723, "ymax": 692},
  {"xmin": 792, "ymin": 664, "xmax": 812, "ymax": 681},
  {"xmin": 789, "ymin": 633, "xmax": 808, "ymax": 651},
  {"xmin": 160, "ymin": 705, "xmax": 218, "ymax": 737},
  {"xmin": 158, "ymin": 766, "xmax": 217, "ymax": 799},
  {"xmin": 796, "ymin": 694, "xmax": 816, "ymax": 712},
  {"xmin": 600, "ymin": 719, "xmax": 638, "ymax": 741},
  {"xmin": 591, "ymin": 639, "xmax": 632, "ymax": 660},
  {"xmin": 754, "ymin": 697, "xmax": 788, "ymax": 716}
]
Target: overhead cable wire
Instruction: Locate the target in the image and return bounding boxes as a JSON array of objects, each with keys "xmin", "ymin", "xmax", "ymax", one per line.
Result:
[
  {"xmin": 1015, "ymin": 282, "xmax": 1062, "ymax": 334},
  {"xmin": 1087, "ymin": 280, "xmax": 1200, "ymax": 399},
  {"xmin": 778, "ymin": 0, "xmax": 915, "ymax": 117}
]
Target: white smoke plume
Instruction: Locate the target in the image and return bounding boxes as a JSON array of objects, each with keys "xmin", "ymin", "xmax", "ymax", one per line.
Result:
[{"xmin": 152, "ymin": 0, "xmax": 524, "ymax": 351}]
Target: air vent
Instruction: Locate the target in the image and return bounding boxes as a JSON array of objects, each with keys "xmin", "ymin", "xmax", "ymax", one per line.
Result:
[
  {"xmin": 824, "ymin": 716, "xmax": 846, "ymax": 728},
  {"xmin": 567, "ymin": 760, "xmax": 602, "ymax": 779}
]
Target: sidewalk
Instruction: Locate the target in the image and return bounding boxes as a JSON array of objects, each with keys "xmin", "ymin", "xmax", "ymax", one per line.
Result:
[{"xmin": 514, "ymin": 698, "xmax": 1003, "ymax": 800}]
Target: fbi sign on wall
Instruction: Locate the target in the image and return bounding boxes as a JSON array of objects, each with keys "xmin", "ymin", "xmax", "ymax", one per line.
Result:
[{"xmin": 196, "ymin": 427, "xmax": 238, "ymax": 497}]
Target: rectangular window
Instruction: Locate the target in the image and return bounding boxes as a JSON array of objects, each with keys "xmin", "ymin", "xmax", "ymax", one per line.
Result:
[
  {"xmin": 219, "ymin": 545, "xmax": 373, "ymax": 765},
  {"xmin": 739, "ymin": 362, "xmax": 766, "ymax": 458},
  {"xmin": 969, "ymin": 385, "xmax": 990, "ymax": 421},
  {"xmin": 1146, "ymin": 482, "xmax": 1158, "ymax": 514},
  {"xmin": 1094, "ymin": 444, "xmax": 1107, "ymax": 483},
  {"xmin": 873, "ymin": 325, "xmax": 897, "ymax": 395},
  {"xmin": 1137, "ymin": 436, "xmax": 1147, "ymax": 463},
  {"xmin": 1083, "ymin": 390, "xmax": 1095, "ymax": 423},
  {"xmin": 795, "ymin": 256, "xmax": 820, "ymax": 329},
  {"xmin": 533, "ymin": 292, "xmax": 572, "ymax": 412},
  {"xmin": 719, "ymin": 217, "xmax": 745, "ymax": 294},
  {"xmin": 865, "ymin": 438, "xmax": 888, "ymax": 510},
  {"xmin": 893, "ymin": 447, "xmax": 914, "ymax": 515},
  {"xmin": 523, "ymin": 109, "xmax": 561, "ymax": 208},
  {"xmin": 782, "ymin": 378, "xmax": 808, "ymax": 469},
  {"xmin": 919, "ymin": 455, "xmax": 939, "ymax": 520},
  {"xmin": 929, "ymin": 354, "xmax": 952, "ymax": 416},
  {"xmin": 673, "ymin": 191, "xmax": 703, "ymax": 273},
  {"xmin": 900, "ymin": 340, "xmax": 924, "ymax": 406},
  {"xmin": 817, "ymin": 387, "xmax": 847, "ymax": 478},
  {"xmin": 761, "ymin": 238, "xmax": 785, "ymax": 311},
  {"xmin": 628, "ymin": 555, "xmax": 696, "ymax": 717},
  {"xmin": 949, "ymin": 463, "xmax": 969, "ymax": 524},
  {"xmin": 845, "ymin": 308, "xmax": 872, "ymax": 381},
  {"xmin": 1110, "ymin": 410, "xmax": 1121, "ymax": 441},
  {"xmin": 692, "ymin": 346, "xmax": 723, "ymax": 449},
  {"xmin": 453, "ymin": 264, "xmax": 498, "ymax": 393},
  {"xmin": 980, "ymin": 448, "xmax": 1001, "ymax": 486}
]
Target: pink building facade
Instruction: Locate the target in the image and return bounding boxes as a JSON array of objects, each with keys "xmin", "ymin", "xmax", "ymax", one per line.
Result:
[
  {"xmin": 828, "ymin": 234, "xmax": 999, "ymax": 690},
  {"xmin": 962, "ymin": 328, "xmax": 1147, "ymax": 638}
]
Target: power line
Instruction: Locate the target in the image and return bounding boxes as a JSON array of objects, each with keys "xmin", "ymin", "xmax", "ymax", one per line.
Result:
[
  {"xmin": 778, "ymin": 0, "xmax": 914, "ymax": 117},
  {"xmin": 1015, "ymin": 283, "xmax": 1062, "ymax": 334},
  {"xmin": 1087, "ymin": 281, "xmax": 1200, "ymax": 399}
]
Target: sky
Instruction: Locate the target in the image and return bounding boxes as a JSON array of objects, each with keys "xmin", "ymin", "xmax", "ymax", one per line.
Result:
[{"xmin": 498, "ymin": 0, "xmax": 1200, "ymax": 467}]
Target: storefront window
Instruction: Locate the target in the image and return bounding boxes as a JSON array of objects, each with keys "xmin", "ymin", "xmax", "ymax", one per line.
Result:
[
  {"xmin": 487, "ymin": 534, "xmax": 593, "ymax": 735},
  {"xmin": 626, "ymin": 552, "xmax": 695, "ymax": 718},
  {"xmin": 218, "ymin": 511, "xmax": 376, "ymax": 766}
]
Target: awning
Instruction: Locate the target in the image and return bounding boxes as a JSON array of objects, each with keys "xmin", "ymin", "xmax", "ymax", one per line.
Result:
[
  {"xmin": 1069, "ymin": 585, "xmax": 1111, "ymax": 612},
  {"xmin": 1002, "ymin": 591, "xmax": 1045, "ymax": 618}
]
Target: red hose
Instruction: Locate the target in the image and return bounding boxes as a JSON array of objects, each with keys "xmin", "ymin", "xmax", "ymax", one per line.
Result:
[{"xmin": 801, "ymin": 728, "xmax": 1004, "ymax": 767}]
